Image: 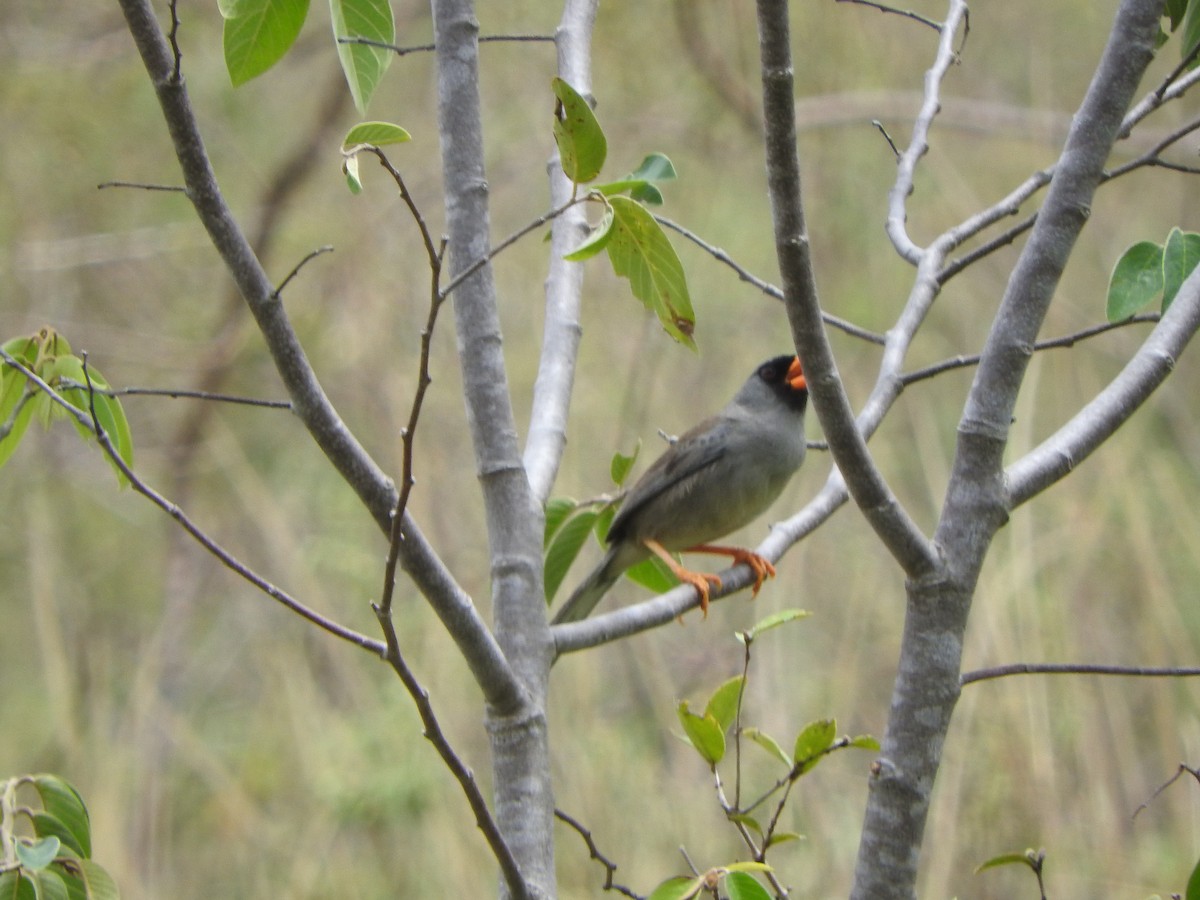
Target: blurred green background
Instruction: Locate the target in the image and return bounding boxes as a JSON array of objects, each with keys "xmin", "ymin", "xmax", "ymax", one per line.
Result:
[{"xmin": 3, "ymin": 1, "xmax": 1200, "ymax": 897}]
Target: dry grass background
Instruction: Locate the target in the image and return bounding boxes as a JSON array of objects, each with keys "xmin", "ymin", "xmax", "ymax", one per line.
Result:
[{"xmin": 3, "ymin": 1, "xmax": 1200, "ymax": 897}]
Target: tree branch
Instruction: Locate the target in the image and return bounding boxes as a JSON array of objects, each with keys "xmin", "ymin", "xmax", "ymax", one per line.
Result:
[
  {"xmin": 0, "ymin": 348, "xmax": 384, "ymax": 655},
  {"xmin": 430, "ymin": 2, "xmax": 554, "ymax": 897},
  {"xmin": 851, "ymin": 3, "xmax": 1167, "ymax": 898},
  {"xmin": 1006, "ymin": 268, "xmax": 1200, "ymax": 506},
  {"xmin": 756, "ymin": 0, "xmax": 940, "ymax": 581},
  {"xmin": 115, "ymin": 0, "xmax": 522, "ymax": 713},
  {"xmin": 962, "ymin": 661, "xmax": 1200, "ymax": 686},
  {"xmin": 522, "ymin": 0, "xmax": 600, "ymax": 505}
]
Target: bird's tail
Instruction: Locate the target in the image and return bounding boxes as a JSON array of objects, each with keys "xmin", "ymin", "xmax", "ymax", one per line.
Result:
[{"xmin": 551, "ymin": 548, "xmax": 622, "ymax": 624}]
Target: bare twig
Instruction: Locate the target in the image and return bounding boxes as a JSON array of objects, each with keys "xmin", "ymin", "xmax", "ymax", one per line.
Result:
[
  {"xmin": 358, "ymin": 149, "xmax": 448, "ymax": 618},
  {"xmin": 56, "ymin": 380, "xmax": 292, "ymax": 408},
  {"xmin": 901, "ymin": 315, "xmax": 1160, "ymax": 385},
  {"xmin": 273, "ymin": 245, "xmax": 334, "ymax": 297},
  {"xmin": 1133, "ymin": 763, "xmax": 1200, "ymax": 819},
  {"xmin": 336, "ymin": 33, "xmax": 554, "ymax": 56},
  {"xmin": 0, "ymin": 347, "xmax": 385, "ymax": 655},
  {"xmin": 372, "ymin": 600, "xmax": 531, "ymax": 900},
  {"xmin": 834, "ymin": 0, "xmax": 942, "ymax": 32},
  {"xmin": 962, "ymin": 662, "xmax": 1200, "ymax": 686},
  {"xmin": 96, "ymin": 180, "xmax": 187, "ymax": 193},
  {"xmin": 554, "ymin": 809, "xmax": 641, "ymax": 898},
  {"xmin": 439, "ymin": 196, "xmax": 582, "ymax": 302},
  {"xmin": 655, "ymin": 215, "xmax": 886, "ymax": 345},
  {"xmin": 872, "ymin": 120, "xmax": 900, "ymax": 159}
]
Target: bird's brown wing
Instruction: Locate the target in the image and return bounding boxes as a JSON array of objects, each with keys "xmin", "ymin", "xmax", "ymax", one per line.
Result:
[{"xmin": 606, "ymin": 419, "xmax": 731, "ymax": 545}]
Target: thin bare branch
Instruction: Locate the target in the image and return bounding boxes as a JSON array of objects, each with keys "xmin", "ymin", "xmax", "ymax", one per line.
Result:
[
  {"xmin": 523, "ymin": 0, "xmax": 601, "ymax": 505},
  {"xmin": 655, "ymin": 215, "xmax": 886, "ymax": 345},
  {"xmin": 56, "ymin": 380, "xmax": 293, "ymax": 409},
  {"xmin": 273, "ymin": 245, "xmax": 333, "ymax": 297},
  {"xmin": 336, "ymin": 33, "xmax": 554, "ymax": 56},
  {"xmin": 372, "ymin": 603, "xmax": 531, "ymax": 900},
  {"xmin": 115, "ymin": 0, "xmax": 523, "ymax": 713},
  {"xmin": 962, "ymin": 662, "xmax": 1200, "ymax": 686},
  {"xmin": 758, "ymin": 0, "xmax": 939, "ymax": 579},
  {"xmin": 835, "ymin": 0, "xmax": 943, "ymax": 32},
  {"xmin": 96, "ymin": 180, "xmax": 187, "ymax": 193},
  {"xmin": 554, "ymin": 809, "xmax": 641, "ymax": 898},
  {"xmin": 884, "ymin": 0, "xmax": 970, "ymax": 263},
  {"xmin": 901, "ymin": 315, "xmax": 1160, "ymax": 385},
  {"xmin": 0, "ymin": 348, "xmax": 385, "ymax": 655}
]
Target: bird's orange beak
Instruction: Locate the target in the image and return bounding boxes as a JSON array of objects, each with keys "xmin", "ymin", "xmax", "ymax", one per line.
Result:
[{"xmin": 786, "ymin": 356, "xmax": 807, "ymax": 391}]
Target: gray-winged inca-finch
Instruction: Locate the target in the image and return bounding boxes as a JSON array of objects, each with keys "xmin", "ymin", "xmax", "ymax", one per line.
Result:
[{"xmin": 553, "ymin": 355, "xmax": 808, "ymax": 624}]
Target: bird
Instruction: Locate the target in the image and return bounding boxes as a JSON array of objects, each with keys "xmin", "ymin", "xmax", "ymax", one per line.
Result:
[{"xmin": 552, "ymin": 354, "xmax": 808, "ymax": 624}]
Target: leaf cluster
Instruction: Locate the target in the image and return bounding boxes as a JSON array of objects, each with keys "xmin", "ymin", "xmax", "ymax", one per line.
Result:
[
  {"xmin": 0, "ymin": 328, "xmax": 132, "ymax": 486},
  {"xmin": 1107, "ymin": 228, "xmax": 1200, "ymax": 322},
  {"xmin": 0, "ymin": 774, "xmax": 119, "ymax": 900},
  {"xmin": 638, "ymin": 615, "xmax": 878, "ymax": 898}
]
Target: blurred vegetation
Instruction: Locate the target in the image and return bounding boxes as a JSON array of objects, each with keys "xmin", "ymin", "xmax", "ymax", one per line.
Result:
[{"xmin": 3, "ymin": 1, "xmax": 1200, "ymax": 897}]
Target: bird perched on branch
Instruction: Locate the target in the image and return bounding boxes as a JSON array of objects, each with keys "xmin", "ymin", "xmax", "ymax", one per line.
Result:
[{"xmin": 552, "ymin": 354, "xmax": 809, "ymax": 624}]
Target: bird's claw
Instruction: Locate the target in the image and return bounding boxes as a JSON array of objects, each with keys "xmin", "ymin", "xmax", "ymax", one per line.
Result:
[{"xmin": 680, "ymin": 571, "xmax": 723, "ymax": 618}]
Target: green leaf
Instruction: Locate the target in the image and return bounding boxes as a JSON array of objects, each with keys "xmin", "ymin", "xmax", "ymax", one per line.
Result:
[
  {"xmin": 32, "ymin": 869, "xmax": 69, "ymax": 900},
  {"xmin": 764, "ymin": 831, "xmax": 805, "ymax": 849},
  {"xmin": 29, "ymin": 814, "xmax": 85, "ymax": 860},
  {"xmin": 595, "ymin": 152, "xmax": 678, "ymax": 204},
  {"xmin": 16, "ymin": 837, "xmax": 61, "ymax": 871},
  {"xmin": 331, "ymin": 0, "xmax": 394, "ymax": 113},
  {"xmin": 544, "ymin": 509, "xmax": 599, "ymax": 602},
  {"xmin": 69, "ymin": 860, "xmax": 118, "ymax": 900},
  {"xmin": 563, "ymin": 199, "xmax": 615, "ymax": 262},
  {"xmin": 222, "ymin": 0, "xmax": 310, "ymax": 86},
  {"xmin": 0, "ymin": 368, "xmax": 36, "ymax": 471},
  {"xmin": 343, "ymin": 154, "xmax": 363, "ymax": 194},
  {"xmin": 32, "ymin": 776, "xmax": 91, "ymax": 859},
  {"xmin": 1182, "ymin": 0, "xmax": 1200, "ymax": 64},
  {"xmin": 624, "ymin": 555, "xmax": 679, "ymax": 594},
  {"xmin": 592, "ymin": 502, "xmax": 616, "ymax": 545},
  {"xmin": 677, "ymin": 701, "xmax": 725, "ymax": 766},
  {"xmin": 793, "ymin": 718, "xmax": 836, "ymax": 775},
  {"xmin": 1107, "ymin": 240, "xmax": 1164, "ymax": 321},
  {"xmin": 704, "ymin": 676, "xmax": 745, "ymax": 734},
  {"xmin": 647, "ymin": 875, "xmax": 702, "ymax": 900},
  {"xmin": 342, "ymin": 121, "xmax": 412, "ymax": 147},
  {"xmin": 724, "ymin": 870, "xmax": 772, "ymax": 900},
  {"xmin": 39, "ymin": 360, "xmax": 133, "ymax": 488},
  {"xmin": 1162, "ymin": 227, "xmax": 1200, "ymax": 311},
  {"xmin": 743, "ymin": 727, "xmax": 792, "ymax": 768},
  {"xmin": 848, "ymin": 734, "xmax": 881, "ymax": 751},
  {"xmin": 551, "ymin": 77, "xmax": 607, "ymax": 184},
  {"xmin": 1166, "ymin": 0, "xmax": 1188, "ymax": 31},
  {"xmin": 606, "ymin": 196, "xmax": 696, "ymax": 348},
  {"xmin": 975, "ymin": 849, "xmax": 1041, "ymax": 875},
  {"xmin": 724, "ymin": 861, "xmax": 773, "ymax": 875},
  {"xmin": 609, "ymin": 442, "xmax": 640, "ymax": 486},
  {"xmin": 2, "ymin": 334, "xmax": 39, "ymax": 365},
  {"xmin": 83, "ymin": 371, "xmax": 134, "ymax": 486},
  {"xmin": 543, "ymin": 497, "xmax": 578, "ymax": 547},
  {"xmin": 1187, "ymin": 853, "xmax": 1200, "ymax": 900},
  {"xmin": 0, "ymin": 872, "xmax": 36, "ymax": 900},
  {"xmin": 728, "ymin": 813, "xmax": 762, "ymax": 838},
  {"xmin": 739, "ymin": 608, "xmax": 811, "ymax": 643},
  {"xmin": 627, "ymin": 152, "xmax": 677, "ymax": 183}
]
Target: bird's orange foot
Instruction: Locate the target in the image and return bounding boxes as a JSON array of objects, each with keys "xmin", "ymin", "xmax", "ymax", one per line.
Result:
[
  {"xmin": 687, "ymin": 545, "xmax": 777, "ymax": 597},
  {"xmin": 677, "ymin": 571, "xmax": 723, "ymax": 618},
  {"xmin": 728, "ymin": 549, "xmax": 775, "ymax": 596}
]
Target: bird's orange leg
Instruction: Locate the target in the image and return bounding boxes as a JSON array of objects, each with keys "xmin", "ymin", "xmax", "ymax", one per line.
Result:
[
  {"xmin": 686, "ymin": 545, "xmax": 776, "ymax": 597},
  {"xmin": 643, "ymin": 539, "xmax": 723, "ymax": 617}
]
